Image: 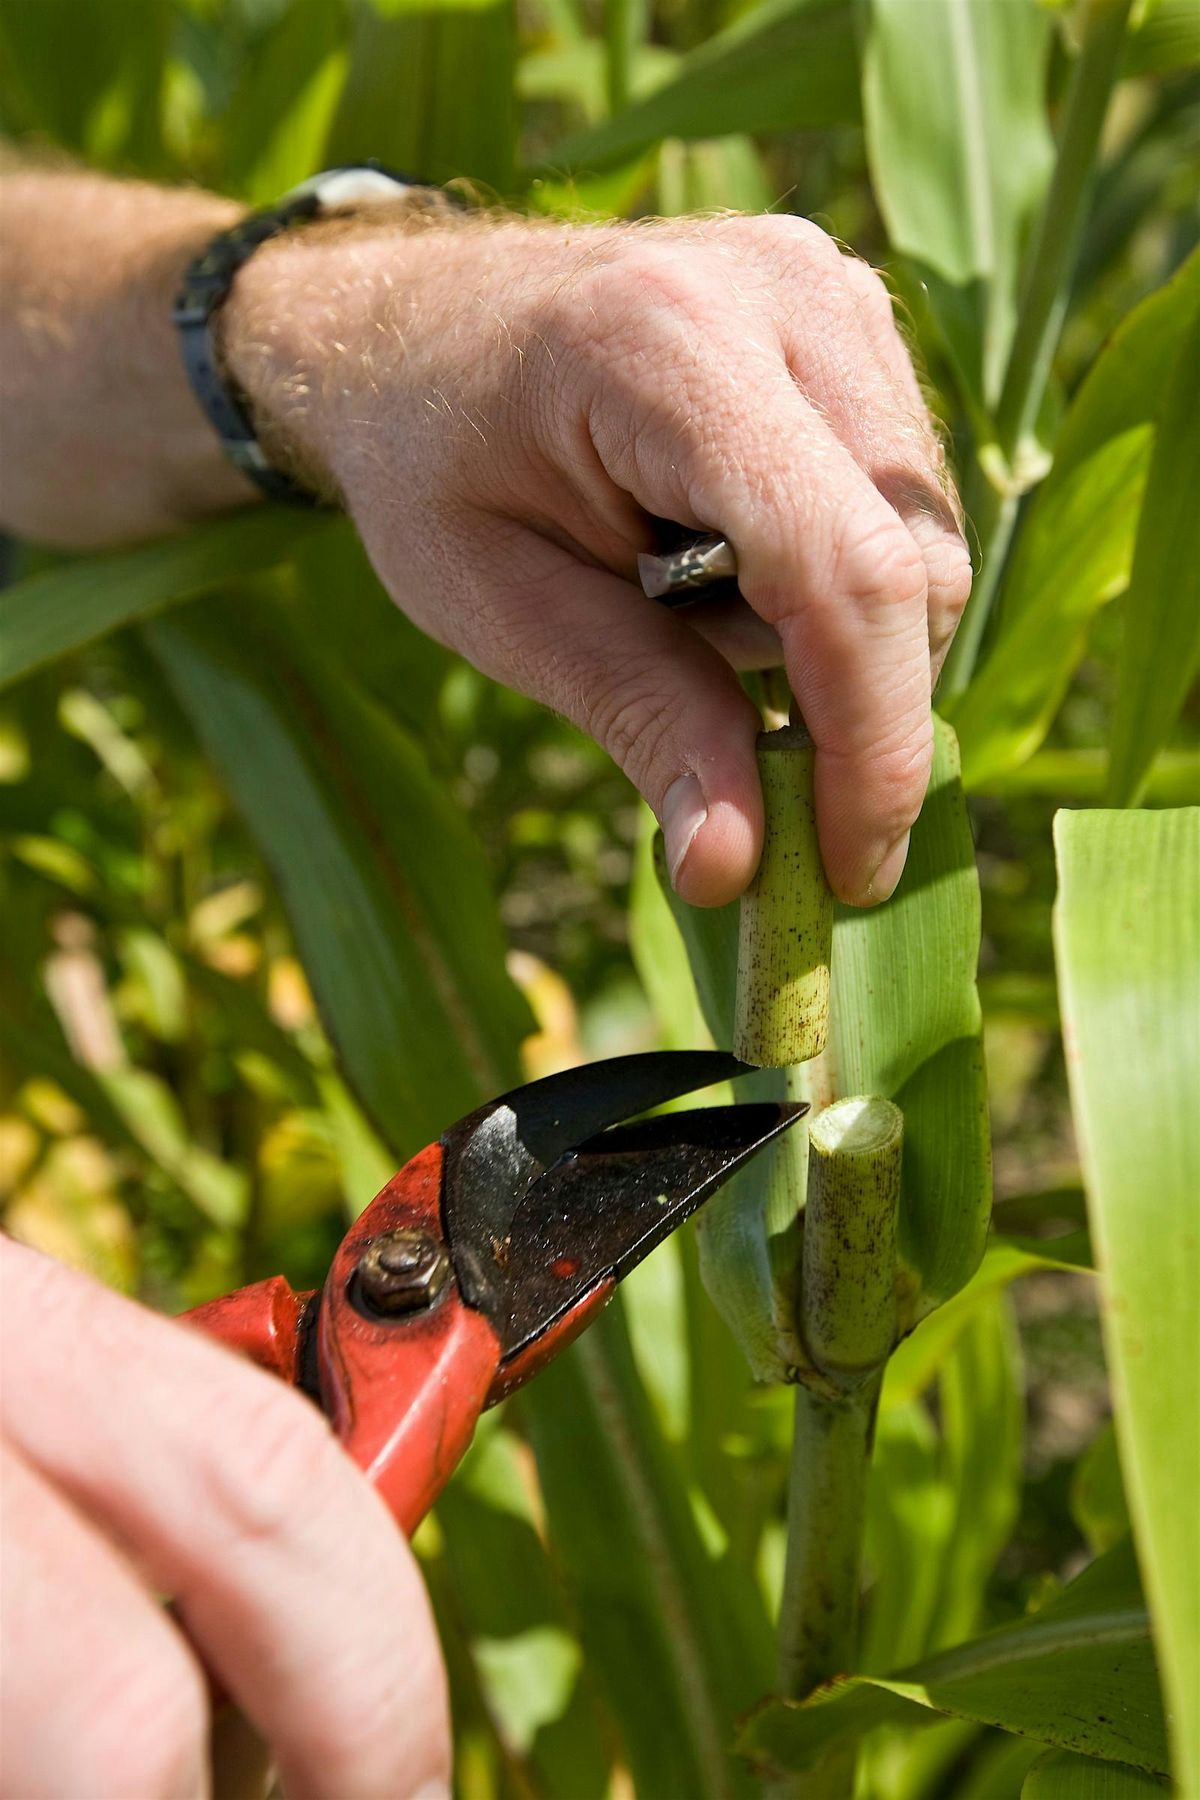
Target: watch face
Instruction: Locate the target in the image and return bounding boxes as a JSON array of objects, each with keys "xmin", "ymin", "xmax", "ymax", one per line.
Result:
[{"xmin": 290, "ymin": 167, "xmax": 413, "ymax": 211}]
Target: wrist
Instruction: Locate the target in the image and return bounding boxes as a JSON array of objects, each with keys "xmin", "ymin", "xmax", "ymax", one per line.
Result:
[{"xmin": 216, "ymin": 202, "xmax": 470, "ymax": 507}]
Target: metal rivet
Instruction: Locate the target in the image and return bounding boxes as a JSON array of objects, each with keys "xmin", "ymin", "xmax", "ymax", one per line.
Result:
[{"xmin": 356, "ymin": 1229, "xmax": 451, "ymax": 1317}]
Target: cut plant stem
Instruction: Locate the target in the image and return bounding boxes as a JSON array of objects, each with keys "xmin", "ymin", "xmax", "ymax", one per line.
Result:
[
  {"xmin": 776, "ymin": 1097, "xmax": 903, "ymax": 1717},
  {"xmin": 776, "ymin": 1373, "xmax": 883, "ymax": 1704},
  {"xmin": 803, "ymin": 1096, "xmax": 904, "ymax": 1385},
  {"xmin": 734, "ymin": 726, "xmax": 833, "ymax": 1068}
]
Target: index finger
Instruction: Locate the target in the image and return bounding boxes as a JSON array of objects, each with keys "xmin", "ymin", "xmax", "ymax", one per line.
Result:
[
  {"xmin": 0, "ymin": 1239, "xmax": 451, "ymax": 1800},
  {"xmin": 602, "ymin": 345, "xmax": 935, "ymax": 903}
]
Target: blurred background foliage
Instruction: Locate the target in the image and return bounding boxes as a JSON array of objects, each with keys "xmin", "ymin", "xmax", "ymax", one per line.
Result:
[{"xmin": 1, "ymin": 0, "xmax": 1197, "ymax": 1795}]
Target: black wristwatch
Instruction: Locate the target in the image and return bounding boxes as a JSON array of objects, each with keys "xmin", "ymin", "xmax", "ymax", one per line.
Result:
[{"xmin": 172, "ymin": 163, "xmax": 421, "ymax": 506}]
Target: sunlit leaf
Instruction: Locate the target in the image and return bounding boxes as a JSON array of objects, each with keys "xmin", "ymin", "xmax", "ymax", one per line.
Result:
[
  {"xmin": 1104, "ymin": 302, "xmax": 1200, "ymax": 804},
  {"xmin": 950, "ymin": 248, "xmax": 1200, "ymax": 792},
  {"xmin": 544, "ymin": 0, "xmax": 858, "ymax": 176},
  {"xmin": 1054, "ymin": 807, "xmax": 1200, "ymax": 1795},
  {"xmin": 740, "ymin": 1539, "xmax": 1168, "ymax": 1778},
  {"xmin": 861, "ymin": 0, "xmax": 1053, "ymax": 405}
]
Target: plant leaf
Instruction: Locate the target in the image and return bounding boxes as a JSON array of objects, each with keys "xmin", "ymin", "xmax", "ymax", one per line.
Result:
[
  {"xmin": 1104, "ymin": 301, "xmax": 1200, "ymax": 804},
  {"xmin": 883, "ymin": 1232, "xmax": 1092, "ymax": 1411},
  {"xmin": 327, "ymin": 0, "xmax": 517, "ymax": 192},
  {"xmin": 543, "ymin": 0, "xmax": 858, "ymax": 176},
  {"xmin": 1022, "ymin": 1750, "xmax": 1170, "ymax": 1796},
  {"xmin": 527, "ymin": 1300, "xmax": 773, "ymax": 1800},
  {"xmin": 861, "ymin": 0, "xmax": 1054, "ymax": 406},
  {"xmin": 1123, "ymin": 0, "xmax": 1200, "ymax": 77},
  {"xmin": 739, "ymin": 1539, "xmax": 1169, "ymax": 1778},
  {"xmin": 221, "ymin": 0, "xmax": 348, "ymax": 203},
  {"xmin": 1071, "ymin": 1421, "xmax": 1132, "ymax": 1558},
  {"xmin": 1054, "ymin": 807, "xmax": 1200, "ymax": 1795},
  {"xmin": 146, "ymin": 592, "xmax": 529, "ymax": 1162},
  {"xmin": 865, "ymin": 1290, "xmax": 1021, "ymax": 1674},
  {"xmin": 0, "ymin": 511, "xmax": 335, "ymax": 693},
  {"xmin": 949, "ymin": 247, "xmax": 1200, "ymax": 791}
]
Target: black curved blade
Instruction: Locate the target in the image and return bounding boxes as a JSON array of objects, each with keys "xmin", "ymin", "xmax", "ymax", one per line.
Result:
[
  {"xmin": 500, "ymin": 1100, "xmax": 809, "ymax": 1365},
  {"xmin": 442, "ymin": 1051, "xmax": 752, "ymax": 1314}
]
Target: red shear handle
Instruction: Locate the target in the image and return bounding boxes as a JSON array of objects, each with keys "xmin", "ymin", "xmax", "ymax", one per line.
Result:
[{"xmin": 182, "ymin": 1142, "xmax": 501, "ymax": 1537}]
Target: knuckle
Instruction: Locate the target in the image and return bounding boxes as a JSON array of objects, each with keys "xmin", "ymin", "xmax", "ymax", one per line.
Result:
[
  {"xmin": 841, "ymin": 257, "xmax": 897, "ymax": 333},
  {"xmin": 747, "ymin": 212, "xmax": 840, "ymax": 267},
  {"xmin": 930, "ymin": 530, "xmax": 973, "ymax": 619},
  {"xmin": 831, "ymin": 508, "xmax": 928, "ymax": 613},
  {"xmin": 867, "ymin": 720, "xmax": 935, "ymax": 831},
  {"xmin": 583, "ymin": 661, "xmax": 686, "ymax": 789}
]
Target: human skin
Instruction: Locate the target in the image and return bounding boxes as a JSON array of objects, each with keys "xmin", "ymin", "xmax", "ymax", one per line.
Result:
[
  {"xmin": 0, "ymin": 169, "xmax": 971, "ymax": 911},
  {"xmin": 0, "ymin": 167, "xmax": 969, "ymax": 1796},
  {"xmin": 0, "ymin": 1238, "xmax": 452, "ymax": 1799}
]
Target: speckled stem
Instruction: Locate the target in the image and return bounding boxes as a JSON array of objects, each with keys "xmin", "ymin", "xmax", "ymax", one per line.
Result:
[
  {"xmin": 776, "ymin": 1372, "xmax": 883, "ymax": 1706},
  {"xmin": 802, "ymin": 1096, "xmax": 904, "ymax": 1386},
  {"xmin": 734, "ymin": 728, "xmax": 833, "ymax": 1068}
]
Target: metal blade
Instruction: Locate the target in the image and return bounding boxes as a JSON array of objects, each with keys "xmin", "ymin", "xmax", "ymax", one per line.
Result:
[
  {"xmin": 442, "ymin": 1051, "xmax": 751, "ymax": 1313},
  {"xmin": 499, "ymin": 1100, "xmax": 808, "ymax": 1365}
]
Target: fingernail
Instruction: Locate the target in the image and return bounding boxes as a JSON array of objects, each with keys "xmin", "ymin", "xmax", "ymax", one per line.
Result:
[
  {"xmin": 662, "ymin": 772, "xmax": 708, "ymax": 887},
  {"xmin": 410, "ymin": 1783, "xmax": 452, "ymax": 1800},
  {"xmin": 866, "ymin": 829, "xmax": 910, "ymax": 903}
]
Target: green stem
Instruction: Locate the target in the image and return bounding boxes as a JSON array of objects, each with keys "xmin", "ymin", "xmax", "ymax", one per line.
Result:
[
  {"xmin": 776, "ymin": 1374, "xmax": 883, "ymax": 1702},
  {"xmin": 602, "ymin": 0, "xmax": 641, "ymax": 115},
  {"xmin": 940, "ymin": 0, "xmax": 1135, "ymax": 696}
]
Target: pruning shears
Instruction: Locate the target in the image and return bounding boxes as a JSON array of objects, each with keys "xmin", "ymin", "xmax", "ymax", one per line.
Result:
[{"xmin": 185, "ymin": 1051, "xmax": 806, "ymax": 1534}]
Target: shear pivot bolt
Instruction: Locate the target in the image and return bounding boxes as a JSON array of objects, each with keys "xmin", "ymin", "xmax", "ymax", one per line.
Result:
[{"xmin": 357, "ymin": 1230, "xmax": 451, "ymax": 1316}]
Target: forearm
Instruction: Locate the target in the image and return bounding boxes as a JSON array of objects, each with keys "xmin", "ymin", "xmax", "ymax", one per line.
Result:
[{"xmin": 0, "ymin": 169, "xmax": 256, "ymax": 546}]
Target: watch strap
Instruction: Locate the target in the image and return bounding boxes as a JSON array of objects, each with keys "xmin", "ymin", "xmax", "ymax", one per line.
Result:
[{"xmin": 172, "ymin": 164, "xmax": 419, "ymax": 506}]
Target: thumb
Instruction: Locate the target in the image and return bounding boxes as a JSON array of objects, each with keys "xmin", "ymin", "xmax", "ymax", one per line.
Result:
[{"xmin": 430, "ymin": 526, "xmax": 765, "ymax": 907}]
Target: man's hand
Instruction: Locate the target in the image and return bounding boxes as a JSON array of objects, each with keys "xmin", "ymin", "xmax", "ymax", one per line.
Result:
[
  {"xmin": 0, "ymin": 1237, "xmax": 451, "ymax": 1800},
  {"xmin": 224, "ymin": 212, "xmax": 970, "ymax": 909},
  {"xmin": 0, "ymin": 176, "xmax": 970, "ymax": 908}
]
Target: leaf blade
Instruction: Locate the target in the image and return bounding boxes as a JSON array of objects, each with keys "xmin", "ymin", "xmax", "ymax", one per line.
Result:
[{"xmin": 1053, "ymin": 807, "xmax": 1200, "ymax": 1795}]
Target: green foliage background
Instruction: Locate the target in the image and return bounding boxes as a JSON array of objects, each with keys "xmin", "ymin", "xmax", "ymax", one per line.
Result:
[{"xmin": 1, "ymin": 1, "xmax": 1197, "ymax": 1796}]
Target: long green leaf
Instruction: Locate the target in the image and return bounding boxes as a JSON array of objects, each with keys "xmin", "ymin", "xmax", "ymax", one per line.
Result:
[
  {"xmin": 1054, "ymin": 807, "xmax": 1200, "ymax": 1795},
  {"xmin": 864, "ymin": 1291, "xmax": 1021, "ymax": 1676},
  {"xmin": 221, "ymin": 0, "xmax": 348, "ymax": 203},
  {"xmin": 146, "ymin": 591, "xmax": 529, "ymax": 1161},
  {"xmin": 0, "ymin": 510, "xmax": 335, "ymax": 693},
  {"xmin": 543, "ymin": 0, "xmax": 858, "ymax": 176},
  {"xmin": 1123, "ymin": 0, "xmax": 1200, "ymax": 76},
  {"xmin": 950, "ymin": 247, "xmax": 1200, "ymax": 792},
  {"xmin": 0, "ymin": 0, "xmax": 168, "ymax": 171},
  {"xmin": 1104, "ymin": 300, "xmax": 1200, "ymax": 803},
  {"xmin": 527, "ymin": 1301, "xmax": 773, "ymax": 1800},
  {"xmin": 739, "ymin": 1539, "xmax": 1168, "ymax": 1778},
  {"xmin": 1023, "ymin": 1750, "xmax": 1170, "ymax": 1796},
  {"xmin": 327, "ymin": 0, "xmax": 516, "ymax": 192},
  {"xmin": 861, "ymin": 0, "xmax": 1054, "ymax": 406}
]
